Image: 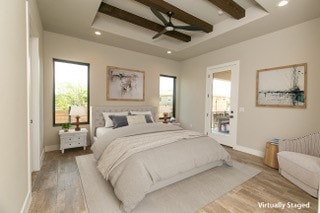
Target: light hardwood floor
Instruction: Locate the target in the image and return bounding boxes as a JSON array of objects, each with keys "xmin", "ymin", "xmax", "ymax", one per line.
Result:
[
  {"xmin": 29, "ymin": 147, "xmax": 317, "ymax": 213},
  {"xmin": 200, "ymin": 148, "xmax": 317, "ymax": 213}
]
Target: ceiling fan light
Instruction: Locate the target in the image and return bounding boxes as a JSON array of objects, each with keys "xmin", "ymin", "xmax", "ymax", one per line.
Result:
[
  {"xmin": 165, "ymin": 26, "xmax": 174, "ymax": 31},
  {"xmin": 278, "ymin": 0, "xmax": 289, "ymax": 7}
]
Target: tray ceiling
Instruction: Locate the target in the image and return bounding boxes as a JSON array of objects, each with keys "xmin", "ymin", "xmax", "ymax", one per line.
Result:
[{"xmin": 37, "ymin": 0, "xmax": 320, "ymax": 60}]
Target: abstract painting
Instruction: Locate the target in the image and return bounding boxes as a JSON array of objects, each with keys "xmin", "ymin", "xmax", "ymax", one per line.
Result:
[
  {"xmin": 256, "ymin": 63, "xmax": 307, "ymax": 108},
  {"xmin": 107, "ymin": 66, "xmax": 145, "ymax": 101}
]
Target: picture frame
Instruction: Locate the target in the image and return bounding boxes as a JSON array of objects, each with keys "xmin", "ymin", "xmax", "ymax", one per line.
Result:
[
  {"xmin": 256, "ymin": 63, "xmax": 307, "ymax": 108},
  {"xmin": 106, "ymin": 66, "xmax": 145, "ymax": 101}
]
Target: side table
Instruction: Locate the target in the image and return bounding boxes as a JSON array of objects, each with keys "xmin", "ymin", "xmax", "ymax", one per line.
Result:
[
  {"xmin": 59, "ymin": 128, "xmax": 88, "ymax": 153},
  {"xmin": 263, "ymin": 141, "xmax": 279, "ymax": 169}
]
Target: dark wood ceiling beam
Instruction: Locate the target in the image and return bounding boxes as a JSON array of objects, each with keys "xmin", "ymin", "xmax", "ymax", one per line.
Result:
[
  {"xmin": 99, "ymin": 3, "xmax": 191, "ymax": 42},
  {"xmin": 133, "ymin": 0, "xmax": 213, "ymax": 33},
  {"xmin": 206, "ymin": 0, "xmax": 245, "ymax": 19}
]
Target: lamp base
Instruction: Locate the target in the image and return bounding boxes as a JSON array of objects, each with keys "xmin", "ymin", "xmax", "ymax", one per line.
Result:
[
  {"xmin": 75, "ymin": 116, "xmax": 81, "ymax": 131},
  {"xmin": 163, "ymin": 113, "xmax": 168, "ymax": 124}
]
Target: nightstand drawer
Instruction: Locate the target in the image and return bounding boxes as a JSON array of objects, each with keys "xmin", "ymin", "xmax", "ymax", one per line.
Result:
[
  {"xmin": 60, "ymin": 135, "xmax": 75, "ymax": 143},
  {"xmin": 60, "ymin": 133, "xmax": 86, "ymax": 139},
  {"xmin": 73, "ymin": 134, "xmax": 86, "ymax": 142},
  {"xmin": 61, "ymin": 140, "xmax": 86, "ymax": 149}
]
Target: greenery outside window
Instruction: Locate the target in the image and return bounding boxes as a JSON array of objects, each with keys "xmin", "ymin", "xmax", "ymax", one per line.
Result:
[
  {"xmin": 53, "ymin": 59, "xmax": 90, "ymax": 126},
  {"xmin": 159, "ymin": 75, "xmax": 176, "ymax": 119}
]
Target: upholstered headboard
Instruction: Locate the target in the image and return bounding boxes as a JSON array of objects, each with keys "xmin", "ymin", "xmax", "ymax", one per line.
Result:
[{"xmin": 90, "ymin": 105, "xmax": 157, "ymax": 142}]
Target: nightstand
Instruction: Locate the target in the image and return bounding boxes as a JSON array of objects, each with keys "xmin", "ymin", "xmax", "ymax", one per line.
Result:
[
  {"xmin": 59, "ymin": 128, "xmax": 88, "ymax": 153},
  {"xmin": 170, "ymin": 122, "xmax": 181, "ymax": 127},
  {"xmin": 263, "ymin": 142, "xmax": 279, "ymax": 169}
]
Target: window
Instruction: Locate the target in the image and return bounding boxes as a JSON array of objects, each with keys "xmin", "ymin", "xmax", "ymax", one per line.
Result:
[
  {"xmin": 159, "ymin": 75, "xmax": 176, "ymax": 118},
  {"xmin": 53, "ymin": 59, "xmax": 90, "ymax": 126},
  {"xmin": 212, "ymin": 78, "xmax": 231, "ymax": 112}
]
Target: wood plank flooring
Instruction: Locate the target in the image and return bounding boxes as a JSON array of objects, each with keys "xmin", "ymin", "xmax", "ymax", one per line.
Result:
[
  {"xmin": 199, "ymin": 148, "xmax": 317, "ymax": 213},
  {"xmin": 29, "ymin": 148, "xmax": 90, "ymax": 213},
  {"xmin": 29, "ymin": 147, "xmax": 317, "ymax": 213}
]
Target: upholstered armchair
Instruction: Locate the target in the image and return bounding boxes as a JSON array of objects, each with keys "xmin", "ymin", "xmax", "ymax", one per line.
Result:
[{"xmin": 278, "ymin": 132, "xmax": 320, "ymax": 197}]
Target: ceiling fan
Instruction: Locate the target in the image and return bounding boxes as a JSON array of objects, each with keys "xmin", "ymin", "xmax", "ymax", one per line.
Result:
[{"xmin": 150, "ymin": 7, "xmax": 203, "ymax": 39}]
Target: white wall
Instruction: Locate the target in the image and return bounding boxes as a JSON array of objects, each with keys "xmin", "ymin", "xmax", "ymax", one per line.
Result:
[
  {"xmin": 43, "ymin": 32, "xmax": 181, "ymax": 149},
  {"xmin": 0, "ymin": 0, "xmax": 29, "ymax": 212},
  {"xmin": 180, "ymin": 18, "xmax": 320, "ymax": 153}
]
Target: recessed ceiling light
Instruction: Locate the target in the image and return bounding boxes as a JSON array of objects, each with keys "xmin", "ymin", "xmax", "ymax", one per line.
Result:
[
  {"xmin": 217, "ymin": 10, "xmax": 224, "ymax": 16},
  {"xmin": 167, "ymin": 50, "xmax": 172, "ymax": 54},
  {"xmin": 95, "ymin": 31, "xmax": 101, "ymax": 35},
  {"xmin": 278, "ymin": 0, "xmax": 289, "ymax": 7}
]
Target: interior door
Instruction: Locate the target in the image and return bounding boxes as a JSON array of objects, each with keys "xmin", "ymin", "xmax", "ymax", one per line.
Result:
[
  {"xmin": 28, "ymin": 6, "xmax": 42, "ymax": 172},
  {"xmin": 205, "ymin": 61, "xmax": 239, "ymax": 147},
  {"xmin": 29, "ymin": 37, "xmax": 41, "ymax": 171}
]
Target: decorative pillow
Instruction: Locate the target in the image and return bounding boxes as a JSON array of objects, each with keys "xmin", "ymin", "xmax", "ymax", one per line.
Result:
[
  {"xmin": 108, "ymin": 115, "xmax": 128, "ymax": 128},
  {"xmin": 103, "ymin": 111, "xmax": 128, "ymax": 127},
  {"xmin": 130, "ymin": 110, "xmax": 154, "ymax": 122},
  {"xmin": 126, "ymin": 115, "xmax": 147, "ymax": 126}
]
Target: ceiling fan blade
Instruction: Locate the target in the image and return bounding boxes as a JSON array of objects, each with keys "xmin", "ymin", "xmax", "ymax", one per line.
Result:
[
  {"xmin": 174, "ymin": 25, "xmax": 203, "ymax": 31},
  {"xmin": 150, "ymin": 7, "xmax": 168, "ymax": 25},
  {"xmin": 152, "ymin": 28, "xmax": 167, "ymax": 39}
]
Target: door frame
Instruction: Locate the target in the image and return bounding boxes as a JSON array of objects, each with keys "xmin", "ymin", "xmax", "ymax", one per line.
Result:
[
  {"xmin": 27, "ymin": 2, "xmax": 42, "ymax": 173},
  {"xmin": 204, "ymin": 60, "xmax": 240, "ymax": 147}
]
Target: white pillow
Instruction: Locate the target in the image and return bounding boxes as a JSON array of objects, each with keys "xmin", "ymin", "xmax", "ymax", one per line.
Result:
[
  {"xmin": 130, "ymin": 110, "xmax": 154, "ymax": 122},
  {"xmin": 126, "ymin": 115, "xmax": 146, "ymax": 125},
  {"xmin": 102, "ymin": 111, "xmax": 128, "ymax": 127}
]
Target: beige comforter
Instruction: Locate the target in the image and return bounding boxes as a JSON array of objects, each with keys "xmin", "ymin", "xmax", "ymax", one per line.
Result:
[{"xmin": 91, "ymin": 123, "xmax": 232, "ymax": 213}]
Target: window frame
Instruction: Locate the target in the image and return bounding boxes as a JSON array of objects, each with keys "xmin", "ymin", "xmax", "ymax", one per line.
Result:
[
  {"xmin": 52, "ymin": 58, "xmax": 90, "ymax": 126},
  {"xmin": 159, "ymin": 74, "xmax": 176, "ymax": 119}
]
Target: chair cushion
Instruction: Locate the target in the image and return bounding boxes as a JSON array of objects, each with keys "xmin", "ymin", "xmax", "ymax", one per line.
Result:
[{"xmin": 278, "ymin": 151, "xmax": 320, "ymax": 189}]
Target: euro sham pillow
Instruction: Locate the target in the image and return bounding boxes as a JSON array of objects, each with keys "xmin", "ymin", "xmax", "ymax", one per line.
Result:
[
  {"xmin": 126, "ymin": 115, "xmax": 147, "ymax": 126},
  {"xmin": 102, "ymin": 111, "xmax": 129, "ymax": 127},
  {"xmin": 130, "ymin": 110, "xmax": 154, "ymax": 122}
]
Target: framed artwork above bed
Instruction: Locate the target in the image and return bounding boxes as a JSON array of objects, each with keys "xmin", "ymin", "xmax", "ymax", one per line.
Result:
[{"xmin": 106, "ymin": 66, "xmax": 145, "ymax": 101}]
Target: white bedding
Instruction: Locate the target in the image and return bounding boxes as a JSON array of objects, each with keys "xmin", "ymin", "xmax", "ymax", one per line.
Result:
[
  {"xmin": 97, "ymin": 129, "xmax": 204, "ymax": 179},
  {"xmin": 96, "ymin": 127, "xmax": 114, "ymax": 138},
  {"xmin": 92, "ymin": 123, "xmax": 232, "ymax": 213}
]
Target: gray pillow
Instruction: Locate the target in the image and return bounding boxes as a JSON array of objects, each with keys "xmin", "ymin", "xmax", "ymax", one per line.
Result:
[
  {"xmin": 108, "ymin": 115, "xmax": 128, "ymax": 128},
  {"xmin": 145, "ymin": 114, "xmax": 154, "ymax": 123}
]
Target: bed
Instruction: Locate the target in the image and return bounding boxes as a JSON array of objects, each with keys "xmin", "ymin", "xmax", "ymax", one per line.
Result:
[{"xmin": 90, "ymin": 106, "xmax": 232, "ymax": 213}]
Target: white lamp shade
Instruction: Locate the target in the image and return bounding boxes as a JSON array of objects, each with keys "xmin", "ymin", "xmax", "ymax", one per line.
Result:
[{"xmin": 69, "ymin": 106, "xmax": 85, "ymax": 116}]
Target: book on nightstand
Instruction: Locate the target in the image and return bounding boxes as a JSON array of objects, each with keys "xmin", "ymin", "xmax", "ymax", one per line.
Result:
[{"xmin": 270, "ymin": 138, "xmax": 280, "ymax": 145}]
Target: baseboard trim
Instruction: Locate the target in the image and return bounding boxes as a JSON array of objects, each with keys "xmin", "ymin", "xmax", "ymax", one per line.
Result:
[
  {"xmin": 20, "ymin": 190, "xmax": 31, "ymax": 213},
  {"xmin": 233, "ymin": 145, "xmax": 264, "ymax": 157},
  {"xmin": 44, "ymin": 144, "xmax": 59, "ymax": 152}
]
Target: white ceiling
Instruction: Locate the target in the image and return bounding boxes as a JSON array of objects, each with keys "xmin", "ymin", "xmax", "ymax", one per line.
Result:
[{"xmin": 37, "ymin": 0, "xmax": 320, "ymax": 61}]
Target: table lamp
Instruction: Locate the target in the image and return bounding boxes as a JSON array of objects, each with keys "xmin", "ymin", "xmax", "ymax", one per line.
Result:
[{"xmin": 69, "ymin": 106, "xmax": 85, "ymax": 131}]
